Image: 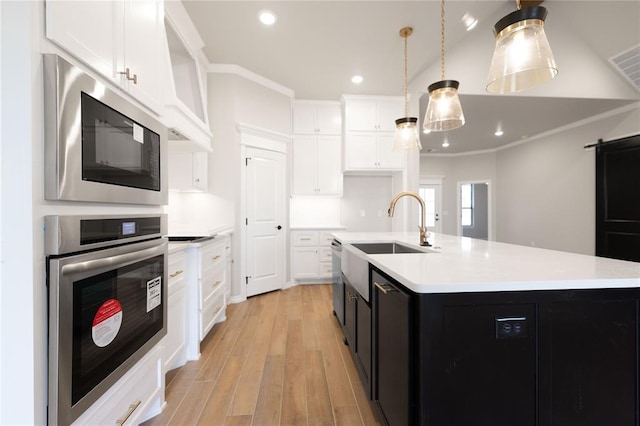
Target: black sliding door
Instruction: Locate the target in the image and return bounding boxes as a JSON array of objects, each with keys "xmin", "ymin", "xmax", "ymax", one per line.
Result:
[{"xmin": 596, "ymin": 134, "xmax": 640, "ymax": 262}]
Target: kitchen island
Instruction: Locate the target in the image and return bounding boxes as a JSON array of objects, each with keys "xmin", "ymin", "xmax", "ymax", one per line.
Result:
[{"xmin": 331, "ymin": 231, "xmax": 640, "ymax": 426}]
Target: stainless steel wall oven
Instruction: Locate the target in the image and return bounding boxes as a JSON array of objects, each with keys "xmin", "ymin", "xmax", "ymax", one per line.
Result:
[
  {"xmin": 46, "ymin": 215, "xmax": 168, "ymax": 425},
  {"xmin": 43, "ymin": 54, "xmax": 167, "ymax": 205}
]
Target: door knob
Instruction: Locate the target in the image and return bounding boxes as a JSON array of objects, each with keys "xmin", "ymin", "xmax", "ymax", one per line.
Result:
[{"xmin": 276, "ymin": 225, "xmax": 282, "ymax": 230}]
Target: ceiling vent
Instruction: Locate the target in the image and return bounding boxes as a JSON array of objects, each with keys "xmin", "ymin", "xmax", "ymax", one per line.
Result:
[{"xmin": 609, "ymin": 44, "xmax": 640, "ymax": 92}]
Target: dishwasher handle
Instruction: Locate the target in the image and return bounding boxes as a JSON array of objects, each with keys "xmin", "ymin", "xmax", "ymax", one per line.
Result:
[{"xmin": 374, "ymin": 281, "xmax": 398, "ymax": 294}]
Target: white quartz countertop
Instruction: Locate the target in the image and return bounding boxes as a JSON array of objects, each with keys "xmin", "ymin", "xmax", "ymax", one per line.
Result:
[{"xmin": 332, "ymin": 231, "xmax": 640, "ymax": 294}]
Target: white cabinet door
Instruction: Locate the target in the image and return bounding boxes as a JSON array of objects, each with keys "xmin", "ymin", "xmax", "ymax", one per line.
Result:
[
  {"xmin": 45, "ymin": 1, "xmax": 119, "ymax": 82},
  {"xmin": 45, "ymin": 0, "xmax": 163, "ymax": 111},
  {"xmin": 294, "ymin": 102, "xmax": 341, "ymax": 134},
  {"xmin": 293, "ymin": 103, "xmax": 317, "ymax": 134},
  {"xmin": 344, "ymin": 132, "xmax": 378, "ymax": 170},
  {"xmin": 168, "ymin": 151, "xmax": 208, "ymax": 191},
  {"xmin": 292, "ymin": 135, "xmax": 317, "ymax": 194},
  {"xmin": 192, "ymin": 151, "xmax": 208, "ymax": 191},
  {"xmin": 316, "ymin": 135, "xmax": 342, "ymax": 195},
  {"xmin": 345, "ymin": 99, "xmax": 377, "ymax": 131},
  {"xmin": 292, "ymin": 247, "xmax": 318, "ymax": 279},
  {"xmin": 315, "ymin": 104, "xmax": 342, "ymax": 134},
  {"xmin": 377, "ymin": 132, "xmax": 405, "ymax": 170},
  {"xmin": 165, "ymin": 284, "xmax": 186, "ymax": 372},
  {"xmin": 377, "ymin": 99, "xmax": 404, "ymax": 131},
  {"xmin": 121, "ymin": 0, "xmax": 163, "ymax": 111}
]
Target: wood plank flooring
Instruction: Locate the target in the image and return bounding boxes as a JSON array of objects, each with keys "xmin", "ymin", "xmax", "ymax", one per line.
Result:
[{"xmin": 143, "ymin": 284, "xmax": 380, "ymax": 426}]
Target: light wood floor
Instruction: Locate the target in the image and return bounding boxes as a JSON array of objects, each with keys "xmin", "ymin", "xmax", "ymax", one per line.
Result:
[{"xmin": 143, "ymin": 284, "xmax": 381, "ymax": 426}]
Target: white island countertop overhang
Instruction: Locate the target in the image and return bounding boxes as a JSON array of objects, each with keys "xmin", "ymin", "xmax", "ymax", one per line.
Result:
[{"xmin": 332, "ymin": 232, "xmax": 640, "ymax": 294}]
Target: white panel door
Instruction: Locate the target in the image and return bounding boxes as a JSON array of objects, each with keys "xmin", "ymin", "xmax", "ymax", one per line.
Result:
[
  {"xmin": 245, "ymin": 147, "xmax": 285, "ymax": 297},
  {"xmin": 420, "ymin": 184, "xmax": 442, "ymax": 234}
]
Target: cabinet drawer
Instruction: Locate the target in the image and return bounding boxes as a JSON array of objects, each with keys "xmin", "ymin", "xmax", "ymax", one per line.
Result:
[
  {"xmin": 199, "ymin": 241, "xmax": 225, "ymax": 272},
  {"xmin": 168, "ymin": 251, "xmax": 187, "ymax": 292},
  {"xmin": 200, "ymin": 264, "xmax": 226, "ymax": 308},
  {"xmin": 318, "ymin": 247, "xmax": 332, "ymax": 262},
  {"xmin": 200, "ymin": 292, "xmax": 226, "ymax": 340},
  {"xmin": 318, "ymin": 261, "xmax": 333, "ymax": 278},
  {"xmin": 73, "ymin": 347, "xmax": 162, "ymax": 426},
  {"xmin": 292, "ymin": 231, "xmax": 318, "ymax": 246},
  {"xmin": 318, "ymin": 232, "xmax": 336, "ymax": 246}
]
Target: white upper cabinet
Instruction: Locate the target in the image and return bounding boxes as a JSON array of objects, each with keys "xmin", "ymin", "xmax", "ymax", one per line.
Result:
[
  {"xmin": 292, "ymin": 134, "xmax": 342, "ymax": 195},
  {"xmin": 168, "ymin": 150, "xmax": 208, "ymax": 192},
  {"xmin": 292, "ymin": 101, "xmax": 343, "ymax": 195},
  {"xmin": 45, "ymin": 0, "xmax": 164, "ymax": 112},
  {"xmin": 344, "ymin": 96, "xmax": 403, "ymax": 132},
  {"xmin": 163, "ymin": 1, "xmax": 212, "ymax": 152},
  {"xmin": 342, "ymin": 95, "xmax": 406, "ymax": 171},
  {"xmin": 293, "ymin": 101, "xmax": 342, "ymax": 135}
]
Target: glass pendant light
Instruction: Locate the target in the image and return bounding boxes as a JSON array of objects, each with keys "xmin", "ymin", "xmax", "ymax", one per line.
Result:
[
  {"xmin": 393, "ymin": 27, "xmax": 421, "ymax": 152},
  {"xmin": 486, "ymin": 1, "xmax": 558, "ymax": 94},
  {"xmin": 423, "ymin": 0, "xmax": 465, "ymax": 132}
]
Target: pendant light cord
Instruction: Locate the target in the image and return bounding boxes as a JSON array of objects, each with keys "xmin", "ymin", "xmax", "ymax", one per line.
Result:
[
  {"xmin": 404, "ymin": 30, "xmax": 409, "ymax": 117},
  {"xmin": 440, "ymin": 0, "xmax": 446, "ymax": 81}
]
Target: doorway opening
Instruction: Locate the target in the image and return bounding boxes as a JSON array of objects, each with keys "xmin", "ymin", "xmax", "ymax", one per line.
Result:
[{"xmin": 457, "ymin": 180, "xmax": 491, "ymax": 240}]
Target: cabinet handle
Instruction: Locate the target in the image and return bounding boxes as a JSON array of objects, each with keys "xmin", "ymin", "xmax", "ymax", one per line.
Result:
[
  {"xmin": 118, "ymin": 68, "xmax": 137, "ymax": 84},
  {"xmin": 374, "ymin": 281, "xmax": 397, "ymax": 294},
  {"xmin": 300, "ymin": 238, "xmax": 311, "ymax": 241},
  {"xmin": 213, "ymin": 280, "xmax": 222, "ymax": 286},
  {"xmin": 169, "ymin": 269, "xmax": 184, "ymax": 278},
  {"xmin": 212, "ymin": 255, "xmax": 221, "ymax": 260},
  {"xmin": 116, "ymin": 400, "xmax": 141, "ymax": 425}
]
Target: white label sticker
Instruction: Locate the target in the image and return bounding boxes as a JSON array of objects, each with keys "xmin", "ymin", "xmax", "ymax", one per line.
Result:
[
  {"xmin": 92, "ymin": 299, "xmax": 123, "ymax": 347},
  {"xmin": 147, "ymin": 276, "xmax": 162, "ymax": 312},
  {"xmin": 133, "ymin": 123, "xmax": 144, "ymax": 144}
]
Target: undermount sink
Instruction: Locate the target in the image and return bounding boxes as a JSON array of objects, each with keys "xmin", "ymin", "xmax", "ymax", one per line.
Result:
[{"xmin": 351, "ymin": 242, "xmax": 424, "ymax": 255}]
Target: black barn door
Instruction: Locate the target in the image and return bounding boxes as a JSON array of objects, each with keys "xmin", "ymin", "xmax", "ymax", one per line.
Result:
[{"xmin": 596, "ymin": 134, "xmax": 640, "ymax": 262}]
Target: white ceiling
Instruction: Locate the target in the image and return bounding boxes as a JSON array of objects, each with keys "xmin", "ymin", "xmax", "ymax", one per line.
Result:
[{"xmin": 182, "ymin": 0, "xmax": 640, "ymax": 153}]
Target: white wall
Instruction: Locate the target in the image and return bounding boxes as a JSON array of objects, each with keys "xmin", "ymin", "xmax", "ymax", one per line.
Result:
[
  {"xmin": 207, "ymin": 71, "xmax": 293, "ymax": 300},
  {"xmin": 421, "ymin": 151, "xmax": 497, "ymax": 237},
  {"xmin": 421, "ymin": 105, "xmax": 640, "ymax": 255},
  {"xmin": 496, "ymin": 105, "xmax": 640, "ymax": 254},
  {"xmin": 1, "ymin": 2, "xmax": 39, "ymax": 423}
]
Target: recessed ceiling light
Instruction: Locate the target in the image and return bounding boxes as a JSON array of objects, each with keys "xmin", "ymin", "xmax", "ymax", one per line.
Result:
[
  {"xmin": 258, "ymin": 10, "xmax": 276, "ymax": 26},
  {"xmin": 442, "ymin": 141, "xmax": 450, "ymax": 148},
  {"xmin": 461, "ymin": 12, "xmax": 478, "ymax": 31},
  {"xmin": 494, "ymin": 130, "xmax": 504, "ymax": 136},
  {"xmin": 351, "ymin": 75, "xmax": 363, "ymax": 84}
]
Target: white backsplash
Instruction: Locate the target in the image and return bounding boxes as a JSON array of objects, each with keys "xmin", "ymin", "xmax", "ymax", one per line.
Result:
[
  {"xmin": 167, "ymin": 190, "xmax": 235, "ymax": 235},
  {"xmin": 341, "ymin": 175, "xmax": 393, "ymax": 232},
  {"xmin": 290, "ymin": 196, "xmax": 342, "ymax": 228}
]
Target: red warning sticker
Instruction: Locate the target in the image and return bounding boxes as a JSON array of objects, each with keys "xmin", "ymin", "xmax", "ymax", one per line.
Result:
[{"xmin": 92, "ymin": 299, "xmax": 123, "ymax": 347}]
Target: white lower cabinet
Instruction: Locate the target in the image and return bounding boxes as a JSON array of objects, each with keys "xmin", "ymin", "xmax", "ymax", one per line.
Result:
[
  {"xmin": 185, "ymin": 236, "xmax": 230, "ymax": 360},
  {"xmin": 291, "ymin": 230, "xmax": 337, "ymax": 283},
  {"xmin": 72, "ymin": 345, "xmax": 164, "ymax": 425},
  {"xmin": 164, "ymin": 249, "xmax": 188, "ymax": 372}
]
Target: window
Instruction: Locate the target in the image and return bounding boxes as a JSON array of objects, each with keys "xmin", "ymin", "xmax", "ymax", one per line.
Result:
[{"xmin": 461, "ymin": 183, "xmax": 473, "ymax": 227}]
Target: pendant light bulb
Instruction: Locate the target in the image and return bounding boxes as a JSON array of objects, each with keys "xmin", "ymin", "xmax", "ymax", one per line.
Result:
[
  {"xmin": 486, "ymin": 4, "xmax": 558, "ymax": 94},
  {"xmin": 423, "ymin": 0, "xmax": 465, "ymax": 132},
  {"xmin": 393, "ymin": 26, "xmax": 421, "ymax": 152}
]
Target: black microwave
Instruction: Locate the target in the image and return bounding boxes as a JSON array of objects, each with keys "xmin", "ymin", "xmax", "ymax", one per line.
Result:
[{"xmin": 43, "ymin": 54, "xmax": 167, "ymax": 205}]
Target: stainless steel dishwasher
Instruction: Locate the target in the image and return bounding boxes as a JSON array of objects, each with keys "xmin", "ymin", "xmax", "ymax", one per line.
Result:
[{"xmin": 331, "ymin": 239, "xmax": 344, "ymax": 325}]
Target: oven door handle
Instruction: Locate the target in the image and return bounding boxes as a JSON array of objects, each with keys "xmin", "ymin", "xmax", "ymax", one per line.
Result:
[{"xmin": 60, "ymin": 242, "xmax": 166, "ymax": 277}]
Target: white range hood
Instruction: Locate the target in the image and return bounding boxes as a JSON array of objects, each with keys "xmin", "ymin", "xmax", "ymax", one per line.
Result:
[{"xmin": 163, "ymin": 0, "xmax": 212, "ymax": 152}]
